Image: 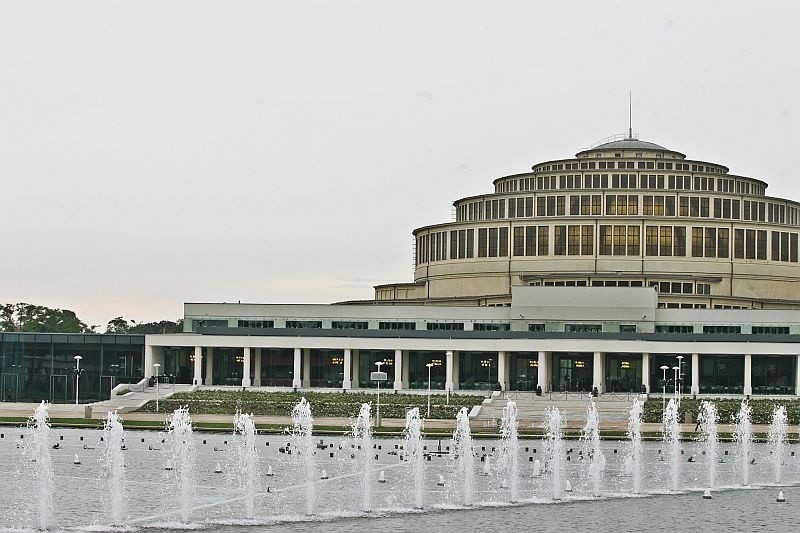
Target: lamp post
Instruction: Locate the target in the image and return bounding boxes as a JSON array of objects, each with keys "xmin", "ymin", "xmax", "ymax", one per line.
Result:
[
  {"xmin": 672, "ymin": 366, "xmax": 680, "ymax": 402},
  {"xmin": 372, "ymin": 361, "xmax": 386, "ymax": 427},
  {"xmin": 676, "ymin": 355, "xmax": 684, "ymax": 403},
  {"xmin": 659, "ymin": 365, "xmax": 669, "ymax": 413},
  {"xmin": 153, "ymin": 363, "xmax": 161, "ymax": 412},
  {"xmin": 426, "ymin": 362, "xmax": 434, "ymax": 418},
  {"xmin": 73, "ymin": 356, "xmax": 83, "ymax": 405}
]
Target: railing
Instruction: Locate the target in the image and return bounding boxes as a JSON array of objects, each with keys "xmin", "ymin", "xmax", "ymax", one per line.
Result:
[{"xmin": 501, "ymin": 390, "xmax": 639, "ymax": 402}]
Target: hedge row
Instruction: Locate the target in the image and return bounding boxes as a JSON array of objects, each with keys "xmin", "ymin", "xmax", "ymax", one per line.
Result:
[
  {"xmin": 137, "ymin": 390, "xmax": 481, "ymax": 419},
  {"xmin": 643, "ymin": 399, "xmax": 800, "ymax": 425}
]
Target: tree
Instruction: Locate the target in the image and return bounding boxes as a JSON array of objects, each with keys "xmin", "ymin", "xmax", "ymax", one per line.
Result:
[
  {"xmin": 0, "ymin": 303, "xmax": 91, "ymax": 333},
  {"xmin": 104, "ymin": 317, "xmax": 184, "ymax": 334},
  {"xmin": 105, "ymin": 316, "xmax": 131, "ymax": 334}
]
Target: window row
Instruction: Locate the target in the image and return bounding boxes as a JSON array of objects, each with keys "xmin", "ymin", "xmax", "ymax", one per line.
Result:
[
  {"xmin": 419, "ymin": 225, "xmax": 800, "ymax": 263},
  {"xmin": 458, "ymin": 194, "xmax": 797, "ymax": 224}
]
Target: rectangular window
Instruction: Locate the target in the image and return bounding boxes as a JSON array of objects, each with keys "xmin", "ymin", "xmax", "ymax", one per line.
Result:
[
  {"xmin": 499, "ymin": 227, "xmax": 509, "ymax": 257},
  {"xmin": 426, "ymin": 322, "xmax": 465, "ymax": 331},
  {"xmin": 581, "ymin": 225, "xmax": 594, "ymax": 255},
  {"xmin": 592, "ymin": 194, "xmax": 602, "ymax": 215},
  {"xmin": 628, "ymin": 226, "xmax": 640, "ymax": 256},
  {"xmin": 488, "ymin": 227, "xmax": 498, "ymax": 257},
  {"xmin": 674, "ymin": 226, "xmax": 686, "ymax": 256},
  {"xmin": 745, "ymin": 229, "xmax": 756, "ymax": 259},
  {"xmin": 478, "ymin": 228, "xmax": 488, "ymax": 258},
  {"xmin": 628, "ymin": 195, "xmax": 638, "ymax": 215},
  {"xmin": 568, "ymin": 225, "xmax": 581, "ymax": 255},
  {"xmin": 757, "ymin": 230, "xmax": 767, "ymax": 260},
  {"xmin": 704, "ymin": 227, "xmax": 716, "ymax": 257},
  {"xmin": 692, "ymin": 227, "xmax": 704, "ymax": 257},
  {"xmin": 554, "ymin": 225, "xmax": 567, "ymax": 255},
  {"xmin": 599, "ymin": 225, "xmax": 612, "ymax": 255},
  {"xmin": 781, "ymin": 231, "xmax": 789, "ymax": 262},
  {"xmin": 513, "ymin": 227, "xmax": 525, "ymax": 256},
  {"xmin": 718, "ymin": 228, "xmax": 729, "ymax": 258},
  {"xmin": 466, "ymin": 229, "xmax": 474, "ymax": 258},
  {"xmin": 771, "ymin": 231, "xmax": 781, "ymax": 261},
  {"xmin": 751, "ymin": 326, "xmax": 790, "ymax": 335},
  {"xmin": 646, "ymin": 226, "xmax": 658, "ymax": 256},
  {"xmin": 660, "ymin": 226, "xmax": 673, "ymax": 256},
  {"xmin": 606, "ymin": 195, "xmax": 616, "ymax": 215},
  {"xmin": 525, "ymin": 226, "xmax": 537, "ymax": 256},
  {"xmin": 565, "ymin": 324, "xmax": 602, "ymax": 332},
  {"xmin": 378, "ymin": 321, "xmax": 416, "ymax": 330},
  {"xmin": 570, "ymin": 196, "xmax": 580, "ymax": 215},
  {"xmin": 473, "ymin": 323, "xmax": 511, "ymax": 331},
  {"xmin": 537, "ymin": 226, "xmax": 549, "ymax": 255},
  {"xmin": 450, "ymin": 230, "xmax": 458, "ymax": 259},
  {"xmin": 332, "ymin": 321, "xmax": 368, "ymax": 330},
  {"xmin": 734, "ymin": 228, "xmax": 745, "ymax": 258},
  {"xmin": 286, "ymin": 320, "xmax": 322, "ymax": 329}
]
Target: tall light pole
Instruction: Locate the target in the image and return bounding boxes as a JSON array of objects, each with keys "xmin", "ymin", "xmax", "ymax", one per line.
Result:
[
  {"xmin": 672, "ymin": 366, "xmax": 680, "ymax": 402},
  {"xmin": 676, "ymin": 355, "xmax": 684, "ymax": 404},
  {"xmin": 372, "ymin": 361, "xmax": 387, "ymax": 427},
  {"xmin": 426, "ymin": 362, "xmax": 434, "ymax": 418},
  {"xmin": 659, "ymin": 365, "xmax": 669, "ymax": 413},
  {"xmin": 153, "ymin": 363, "xmax": 161, "ymax": 412},
  {"xmin": 73, "ymin": 355, "xmax": 83, "ymax": 405}
]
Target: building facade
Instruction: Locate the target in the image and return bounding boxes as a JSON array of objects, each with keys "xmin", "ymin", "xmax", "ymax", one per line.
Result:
[{"xmin": 375, "ymin": 136, "xmax": 800, "ymax": 309}]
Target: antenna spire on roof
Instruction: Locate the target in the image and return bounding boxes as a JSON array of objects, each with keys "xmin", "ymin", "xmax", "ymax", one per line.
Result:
[{"xmin": 628, "ymin": 91, "xmax": 633, "ymax": 140}]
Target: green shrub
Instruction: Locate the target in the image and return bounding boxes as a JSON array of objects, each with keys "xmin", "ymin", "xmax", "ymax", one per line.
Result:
[{"xmin": 644, "ymin": 398, "xmax": 800, "ymax": 425}]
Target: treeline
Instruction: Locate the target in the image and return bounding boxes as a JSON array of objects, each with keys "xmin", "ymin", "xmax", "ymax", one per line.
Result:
[{"xmin": 0, "ymin": 303, "xmax": 182, "ymax": 334}]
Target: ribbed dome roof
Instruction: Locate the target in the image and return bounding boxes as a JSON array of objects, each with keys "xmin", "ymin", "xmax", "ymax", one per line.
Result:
[{"xmin": 591, "ymin": 139, "xmax": 668, "ymax": 151}]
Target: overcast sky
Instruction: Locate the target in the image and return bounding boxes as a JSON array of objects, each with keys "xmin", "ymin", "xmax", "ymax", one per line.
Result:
[{"xmin": 1, "ymin": 1, "xmax": 798, "ymax": 329}]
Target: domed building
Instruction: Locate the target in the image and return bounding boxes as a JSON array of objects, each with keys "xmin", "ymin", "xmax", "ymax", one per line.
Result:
[{"xmin": 376, "ymin": 135, "xmax": 800, "ymax": 310}]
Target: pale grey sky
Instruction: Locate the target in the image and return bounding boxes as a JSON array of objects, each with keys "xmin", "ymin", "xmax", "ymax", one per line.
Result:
[{"xmin": 1, "ymin": 1, "xmax": 798, "ymax": 329}]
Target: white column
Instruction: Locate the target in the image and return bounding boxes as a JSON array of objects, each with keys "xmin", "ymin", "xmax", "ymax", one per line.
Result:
[
  {"xmin": 292, "ymin": 348, "xmax": 302, "ymax": 388},
  {"xmin": 401, "ymin": 350, "xmax": 410, "ymax": 388},
  {"xmin": 593, "ymin": 351, "xmax": 604, "ymax": 393},
  {"xmin": 743, "ymin": 354, "xmax": 752, "ymax": 396},
  {"xmin": 351, "ymin": 350, "xmax": 360, "ymax": 388},
  {"xmin": 342, "ymin": 348, "xmax": 352, "ymax": 389},
  {"xmin": 691, "ymin": 353, "xmax": 700, "ymax": 395},
  {"xmin": 204, "ymin": 347, "xmax": 214, "ymax": 386},
  {"xmin": 242, "ymin": 347, "xmax": 251, "ymax": 387},
  {"xmin": 253, "ymin": 348, "xmax": 262, "ymax": 387},
  {"xmin": 451, "ymin": 351, "xmax": 460, "ymax": 390},
  {"xmin": 497, "ymin": 351, "xmax": 507, "ymax": 390},
  {"xmin": 193, "ymin": 346, "xmax": 202, "ymax": 385},
  {"xmin": 795, "ymin": 355, "xmax": 800, "ymax": 396},
  {"xmin": 445, "ymin": 351, "xmax": 454, "ymax": 392},
  {"xmin": 302, "ymin": 348, "xmax": 311, "ymax": 388},
  {"xmin": 537, "ymin": 351, "xmax": 548, "ymax": 392},
  {"xmin": 393, "ymin": 349, "xmax": 402, "ymax": 391},
  {"xmin": 641, "ymin": 352, "xmax": 650, "ymax": 394},
  {"xmin": 144, "ymin": 344, "xmax": 154, "ymax": 378}
]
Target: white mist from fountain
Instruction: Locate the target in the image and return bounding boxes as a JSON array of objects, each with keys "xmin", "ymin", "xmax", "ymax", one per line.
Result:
[
  {"xmin": 352, "ymin": 403, "xmax": 373, "ymax": 512},
  {"xmin": 102, "ymin": 411, "xmax": 126, "ymax": 526},
  {"xmin": 498, "ymin": 400, "xmax": 520, "ymax": 502},
  {"xmin": 167, "ymin": 406, "xmax": 195, "ymax": 522},
  {"xmin": 24, "ymin": 401, "xmax": 53, "ymax": 531},
  {"xmin": 663, "ymin": 398, "xmax": 681, "ymax": 491},
  {"xmin": 543, "ymin": 407, "xmax": 565, "ymax": 500},
  {"xmin": 403, "ymin": 407, "xmax": 425, "ymax": 509},
  {"xmin": 452, "ymin": 406, "xmax": 475, "ymax": 505},
  {"xmin": 626, "ymin": 398, "xmax": 643, "ymax": 494},
  {"xmin": 233, "ymin": 410, "xmax": 259, "ymax": 519},
  {"xmin": 581, "ymin": 401, "xmax": 605, "ymax": 497},
  {"xmin": 768, "ymin": 405, "xmax": 788, "ymax": 484},
  {"xmin": 291, "ymin": 397, "xmax": 316, "ymax": 515},
  {"xmin": 698, "ymin": 401, "xmax": 719, "ymax": 489},
  {"xmin": 733, "ymin": 399, "xmax": 753, "ymax": 486}
]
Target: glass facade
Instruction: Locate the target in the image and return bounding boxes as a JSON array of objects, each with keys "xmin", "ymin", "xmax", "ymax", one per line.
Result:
[
  {"xmin": 700, "ymin": 355, "xmax": 744, "ymax": 394},
  {"xmin": 357, "ymin": 350, "xmax": 394, "ymax": 389},
  {"xmin": 509, "ymin": 352, "xmax": 538, "ymax": 391},
  {"xmin": 604, "ymin": 353, "xmax": 642, "ymax": 393},
  {"xmin": 408, "ymin": 351, "xmax": 445, "ymax": 390},
  {"xmin": 458, "ymin": 352, "xmax": 497, "ymax": 390},
  {"xmin": 751, "ymin": 355, "xmax": 795, "ymax": 395},
  {"xmin": 649, "ymin": 354, "xmax": 692, "ymax": 396},
  {"xmin": 551, "ymin": 352, "xmax": 593, "ymax": 392},
  {"xmin": 310, "ymin": 349, "xmax": 344, "ymax": 388},
  {"xmin": 0, "ymin": 333, "xmax": 144, "ymax": 403},
  {"xmin": 259, "ymin": 349, "xmax": 294, "ymax": 387}
]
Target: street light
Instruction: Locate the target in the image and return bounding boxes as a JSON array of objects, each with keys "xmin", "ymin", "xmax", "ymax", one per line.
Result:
[
  {"xmin": 676, "ymin": 355, "xmax": 685, "ymax": 403},
  {"xmin": 153, "ymin": 363, "xmax": 161, "ymax": 412},
  {"xmin": 371, "ymin": 361, "xmax": 387, "ymax": 427},
  {"xmin": 426, "ymin": 362, "xmax": 434, "ymax": 418},
  {"xmin": 659, "ymin": 365, "xmax": 669, "ymax": 413},
  {"xmin": 73, "ymin": 356, "xmax": 83, "ymax": 405},
  {"xmin": 672, "ymin": 366, "xmax": 680, "ymax": 402}
]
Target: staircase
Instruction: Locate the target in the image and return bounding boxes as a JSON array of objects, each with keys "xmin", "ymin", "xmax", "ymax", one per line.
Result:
[
  {"xmin": 88, "ymin": 382, "xmax": 197, "ymax": 417},
  {"xmin": 472, "ymin": 391, "xmax": 644, "ymax": 429}
]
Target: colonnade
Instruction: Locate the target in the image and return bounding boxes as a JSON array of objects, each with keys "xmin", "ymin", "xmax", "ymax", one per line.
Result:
[{"xmin": 144, "ymin": 345, "xmax": 800, "ymax": 396}]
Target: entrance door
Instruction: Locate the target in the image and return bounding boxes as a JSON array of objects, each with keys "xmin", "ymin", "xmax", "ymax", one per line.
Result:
[
  {"xmin": 49, "ymin": 375, "xmax": 69, "ymax": 404},
  {"xmin": 99, "ymin": 375, "xmax": 114, "ymax": 401}
]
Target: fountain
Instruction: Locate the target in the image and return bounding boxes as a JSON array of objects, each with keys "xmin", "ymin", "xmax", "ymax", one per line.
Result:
[
  {"xmin": 733, "ymin": 399, "xmax": 752, "ymax": 486},
  {"xmin": 352, "ymin": 403, "xmax": 373, "ymax": 512},
  {"xmin": 167, "ymin": 406, "xmax": 196, "ymax": 522},
  {"xmin": 24, "ymin": 401, "xmax": 53, "ymax": 530},
  {"xmin": 543, "ymin": 406, "xmax": 565, "ymax": 500},
  {"xmin": 101, "ymin": 411, "xmax": 126, "ymax": 526},
  {"xmin": 662, "ymin": 398, "xmax": 681, "ymax": 491},
  {"xmin": 698, "ymin": 401, "xmax": 719, "ymax": 489},
  {"xmin": 768, "ymin": 405, "xmax": 788, "ymax": 484},
  {"xmin": 233, "ymin": 410, "xmax": 259, "ymax": 519},
  {"xmin": 581, "ymin": 401, "xmax": 605, "ymax": 497},
  {"xmin": 452, "ymin": 406, "xmax": 475, "ymax": 505},
  {"xmin": 291, "ymin": 397, "xmax": 316, "ymax": 514},
  {"xmin": 498, "ymin": 400, "xmax": 519, "ymax": 502},
  {"xmin": 403, "ymin": 407, "xmax": 425, "ymax": 509},
  {"xmin": 626, "ymin": 398, "xmax": 643, "ymax": 494}
]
